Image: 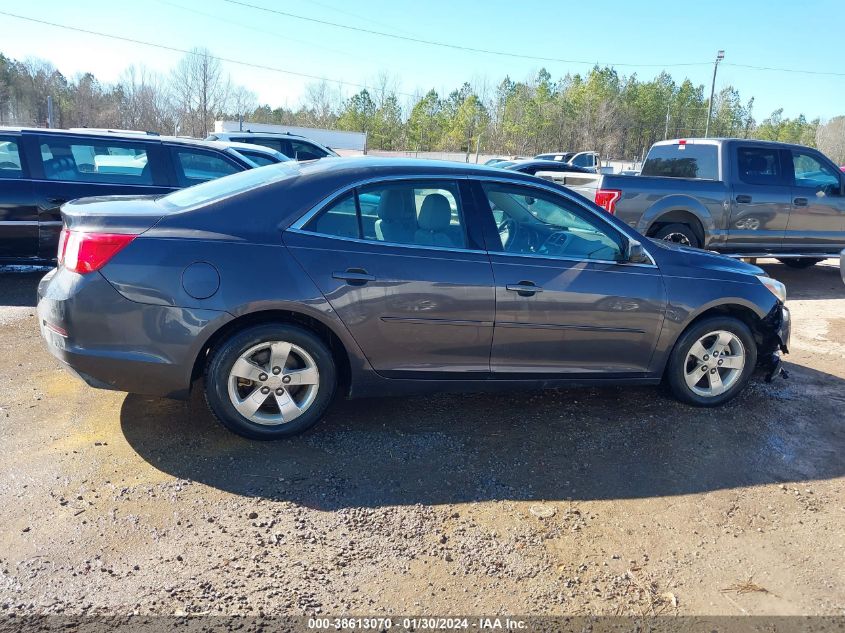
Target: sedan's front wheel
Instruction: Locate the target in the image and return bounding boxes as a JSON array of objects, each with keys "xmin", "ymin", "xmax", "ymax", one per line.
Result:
[
  {"xmin": 205, "ymin": 324, "xmax": 336, "ymax": 439},
  {"xmin": 666, "ymin": 317, "xmax": 757, "ymax": 407}
]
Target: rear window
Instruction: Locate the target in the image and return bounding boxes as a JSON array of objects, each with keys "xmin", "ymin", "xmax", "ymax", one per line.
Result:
[
  {"xmin": 159, "ymin": 162, "xmax": 300, "ymax": 210},
  {"xmin": 641, "ymin": 143, "xmax": 719, "ymax": 180}
]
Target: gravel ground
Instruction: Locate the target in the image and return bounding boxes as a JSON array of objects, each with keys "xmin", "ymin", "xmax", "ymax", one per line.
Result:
[{"xmin": 0, "ymin": 260, "xmax": 843, "ymax": 617}]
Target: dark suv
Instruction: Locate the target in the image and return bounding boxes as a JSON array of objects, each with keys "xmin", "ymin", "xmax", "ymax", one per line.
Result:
[
  {"xmin": 206, "ymin": 131, "xmax": 339, "ymax": 161},
  {"xmin": 0, "ymin": 128, "xmax": 286, "ymax": 263}
]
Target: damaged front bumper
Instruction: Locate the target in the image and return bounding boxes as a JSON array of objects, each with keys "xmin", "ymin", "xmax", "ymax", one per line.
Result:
[{"xmin": 760, "ymin": 302, "xmax": 790, "ymax": 382}]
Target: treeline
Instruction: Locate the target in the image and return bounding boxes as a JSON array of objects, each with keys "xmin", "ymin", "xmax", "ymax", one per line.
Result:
[{"xmin": 2, "ymin": 48, "xmax": 843, "ymax": 162}]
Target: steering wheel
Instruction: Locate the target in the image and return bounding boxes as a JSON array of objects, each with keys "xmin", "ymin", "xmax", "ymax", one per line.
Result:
[
  {"xmin": 497, "ymin": 217, "xmax": 518, "ymax": 250},
  {"xmin": 538, "ymin": 230, "xmax": 572, "ymax": 256}
]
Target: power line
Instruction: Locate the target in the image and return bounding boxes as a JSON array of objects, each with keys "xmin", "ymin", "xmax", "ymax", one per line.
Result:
[
  {"xmin": 724, "ymin": 63, "xmax": 845, "ymax": 77},
  {"xmin": 0, "ymin": 9, "xmax": 418, "ymax": 99},
  {"xmin": 223, "ymin": 0, "xmax": 845, "ymax": 78},
  {"xmin": 218, "ymin": 0, "xmax": 712, "ymax": 69}
]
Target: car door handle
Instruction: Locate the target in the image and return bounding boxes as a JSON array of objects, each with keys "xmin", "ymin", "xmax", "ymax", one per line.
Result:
[
  {"xmin": 735, "ymin": 194, "xmax": 752, "ymax": 204},
  {"xmin": 332, "ymin": 268, "xmax": 375, "ymax": 286},
  {"xmin": 506, "ymin": 282, "xmax": 543, "ymax": 296},
  {"xmin": 793, "ymin": 197, "xmax": 809, "ymax": 207},
  {"xmin": 46, "ymin": 197, "xmax": 67, "ymax": 206}
]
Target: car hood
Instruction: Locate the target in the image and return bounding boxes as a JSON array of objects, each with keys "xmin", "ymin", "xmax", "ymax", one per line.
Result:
[{"xmin": 647, "ymin": 238, "xmax": 765, "ymax": 277}]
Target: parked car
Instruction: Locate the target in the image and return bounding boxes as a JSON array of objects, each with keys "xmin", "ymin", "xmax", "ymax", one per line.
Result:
[
  {"xmin": 535, "ymin": 152, "xmax": 575, "ymax": 162},
  {"xmin": 0, "ymin": 127, "xmax": 289, "ymax": 264},
  {"xmin": 37, "ymin": 157, "xmax": 789, "ymax": 439},
  {"xmin": 206, "ymin": 131, "xmax": 338, "ymax": 161},
  {"xmin": 502, "ymin": 159, "xmax": 592, "ymax": 176},
  {"xmin": 571, "ymin": 138, "xmax": 845, "ymax": 267},
  {"xmin": 535, "ymin": 151, "xmax": 600, "ymax": 172}
]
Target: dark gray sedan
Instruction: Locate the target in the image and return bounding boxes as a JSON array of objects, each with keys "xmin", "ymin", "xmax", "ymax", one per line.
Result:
[{"xmin": 37, "ymin": 158, "xmax": 790, "ymax": 439}]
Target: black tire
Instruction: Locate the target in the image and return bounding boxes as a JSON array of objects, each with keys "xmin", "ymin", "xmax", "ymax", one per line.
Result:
[
  {"xmin": 204, "ymin": 323, "xmax": 336, "ymax": 440},
  {"xmin": 777, "ymin": 258, "xmax": 823, "ymax": 269},
  {"xmin": 666, "ymin": 316, "xmax": 757, "ymax": 407},
  {"xmin": 653, "ymin": 223, "xmax": 701, "ymax": 249}
]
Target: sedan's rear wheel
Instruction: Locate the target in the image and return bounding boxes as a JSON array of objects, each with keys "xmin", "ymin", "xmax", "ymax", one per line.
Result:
[
  {"xmin": 666, "ymin": 317, "xmax": 757, "ymax": 406},
  {"xmin": 205, "ymin": 324, "xmax": 336, "ymax": 439}
]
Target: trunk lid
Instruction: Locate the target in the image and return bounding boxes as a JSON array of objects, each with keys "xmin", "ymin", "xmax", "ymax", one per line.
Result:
[{"xmin": 60, "ymin": 195, "xmax": 168, "ymax": 234}]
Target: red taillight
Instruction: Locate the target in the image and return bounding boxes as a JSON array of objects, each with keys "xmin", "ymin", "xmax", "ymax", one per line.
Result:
[
  {"xmin": 61, "ymin": 231, "xmax": 137, "ymax": 274},
  {"xmin": 595, "ymin": 189, "xmax": 622, "ymax": 214}
]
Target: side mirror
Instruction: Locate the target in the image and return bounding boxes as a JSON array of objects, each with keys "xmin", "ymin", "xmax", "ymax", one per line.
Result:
[{"xmin": 625, "ymin": 239, "xmax": 650, "ymax": 264}]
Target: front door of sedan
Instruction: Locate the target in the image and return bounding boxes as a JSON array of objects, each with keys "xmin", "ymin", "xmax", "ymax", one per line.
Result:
[
  {"xmin": 473, "ymin": 180, "xmax": 666, "ymax": 375},
  {"xmin": 285, "ymin": 178, "xmax": 495, "ymax": 376},
  {"xmin": 783, "ymin": 148, "xmax": 845, "ymax": 252}
]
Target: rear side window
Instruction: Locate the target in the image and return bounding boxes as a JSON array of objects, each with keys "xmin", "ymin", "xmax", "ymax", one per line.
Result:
[
  {"xmin": 234, "ymin": 137, "xmax": 285, "ymax": 154},
  {"xmin": 0, "ymin": 138, "xmax": 23, "ymax": 179},
  {"xmin": 736, "ymin": 147, "xmax": 783, "ymax": 186},
  {"xmin": 37, "ymin": 137, "xmax": 154, "ymax": 184},
  {"xmin": 641, "ymin": 143, "xmax": 719, "ymax": 180},
  {"xmin": 304, "ymin": 180, "xmax": 467, "ymax": 249},
  {"xmin": 172, "ymin": 148, "xmax": 240, "ymax": 187}
]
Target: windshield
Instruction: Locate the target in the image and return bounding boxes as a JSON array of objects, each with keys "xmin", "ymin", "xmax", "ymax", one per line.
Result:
[
  {"xmin": 234, "ymin": 149, "xmax": 287, "ymax": 167},
  {"xmin": 159, "ymin": 162, "xmax": 300, "ymax": 210}
]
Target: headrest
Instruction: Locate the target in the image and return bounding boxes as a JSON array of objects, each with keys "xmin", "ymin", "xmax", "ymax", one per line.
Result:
[
  {"xmin": 377, "ymin": 189, "xmax": 410, "ymax": 221},
  {"xmin": 418, "ymin": 194, "xmax": 451, "ymax": 231}
]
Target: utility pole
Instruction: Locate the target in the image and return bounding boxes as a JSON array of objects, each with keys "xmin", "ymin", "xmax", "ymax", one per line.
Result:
[
  {"xmin": 704, "ymin": 50, "xmax": 725, "ymax": 138},
  {"xmin": 664, "ymin": 100, "xmax": 671, "ymax": 140},
  {"xmin": 46, "ymin": 95, "xmax": 54, "ymax": 128}
]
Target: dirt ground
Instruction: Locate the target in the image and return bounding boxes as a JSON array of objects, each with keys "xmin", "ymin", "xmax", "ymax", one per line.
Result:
[{"xmin": 0, "ymin": 259, "xmax": 843, "ymax": 618}]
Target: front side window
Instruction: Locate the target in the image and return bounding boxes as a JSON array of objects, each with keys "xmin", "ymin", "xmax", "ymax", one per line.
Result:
[
  {"xmin": 481, "ymin": 182, "xmax": 624, "ymax": 262},
  {"xmin": 791, "ymin": 151, "xmax": 841, "ymax": 195},
  {"xmin": 173, "ymin": 148, "xmax": 240, "ymax": 186},
  {"xmin": 38, "ymin": 137, "xmax": 153, "ymax": 184},
  {"xmin": 736, "ymin": 147, "xmax": 783, "ymax": 186},
  {"xmin": 304, "ymin": 180, "xmax": 467, "ymax": 249},
  {"xmin": 0, "ymin": 138, "xmax": 23, "ymax": 179}
]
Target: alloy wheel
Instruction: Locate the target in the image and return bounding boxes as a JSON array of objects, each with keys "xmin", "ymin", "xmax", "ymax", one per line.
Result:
[
  {"xmin": 227, "ymin": 341, "xmax": 320, "ymax": 425},
  {"xmin": 683, "ymin": 330, "xmax": 746, "ymax": 397}
]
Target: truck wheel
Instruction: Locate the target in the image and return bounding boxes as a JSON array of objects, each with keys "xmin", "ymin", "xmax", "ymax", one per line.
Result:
[
  {"xmin": 778, "ymin": 258, "xmax": 823, "ymax": 269},
  {"xmin": 653, "ymin": 223, "xmax": 701, "ymax": 249},
  {"xmin": 666, "ymin": 316, "xmax": 757, "ymax": 407}
]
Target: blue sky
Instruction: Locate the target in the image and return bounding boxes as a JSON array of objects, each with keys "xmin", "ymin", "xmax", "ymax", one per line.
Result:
[{"xmin": 1, "ymin": 0, "xmax": 843, "ymax": 120}]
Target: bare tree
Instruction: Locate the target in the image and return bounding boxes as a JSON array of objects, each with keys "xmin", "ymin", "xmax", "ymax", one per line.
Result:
[
  {"xmin": 816, "ymin": 116, "xmax": 845, "ymax": 164},
  {"xmin": 119, "ymin": 65, "xmax": 173, "ymax": 131},
  {"xmin": 170, "ymin": 48, "xmax": 230, "ymax": 137},
  {"xmin": 228, "ymin": 84, "xmax": 258, "ymax": 123}
]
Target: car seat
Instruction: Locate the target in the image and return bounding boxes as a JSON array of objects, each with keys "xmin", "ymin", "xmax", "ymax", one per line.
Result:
[
  {"xmin": 414, "ymin": 194, "xmax": 455, "ymax": 247},
  {"xmin": 374, "ymin": 189, "xmax": 415, "ymax": 243}
]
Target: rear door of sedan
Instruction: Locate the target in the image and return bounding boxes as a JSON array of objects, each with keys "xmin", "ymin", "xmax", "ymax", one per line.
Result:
[
  {"xmin": 284, "ymin": 177, "xmax": 496, "ymax": 376},
  {"xmin": 470, "ymin": 177, "xmax": 667, "ymax": 376}
]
